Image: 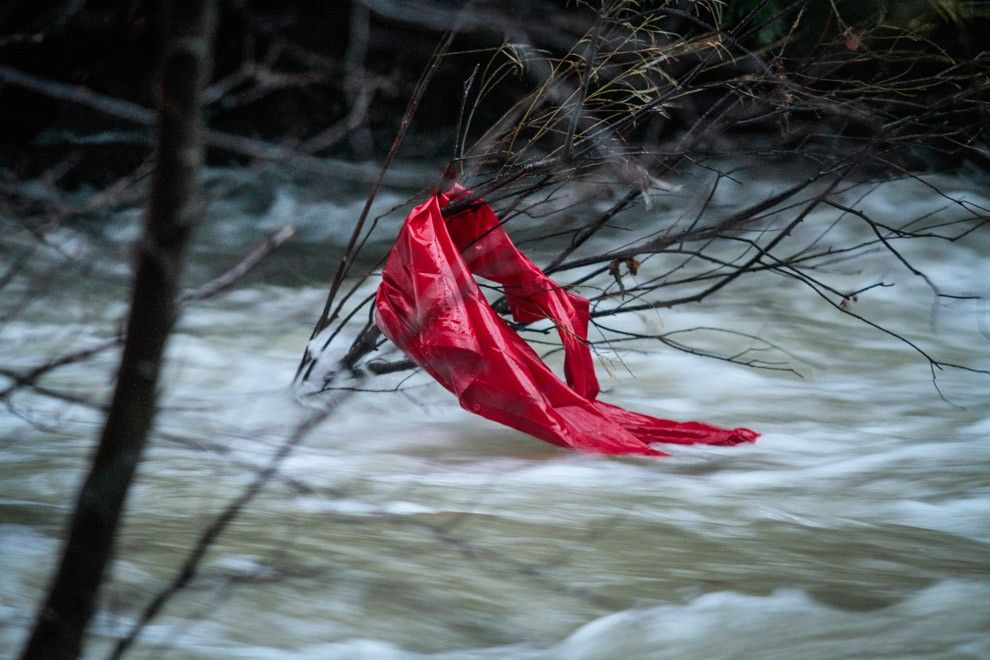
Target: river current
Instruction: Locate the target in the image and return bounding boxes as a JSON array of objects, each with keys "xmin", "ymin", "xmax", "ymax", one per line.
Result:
[{"xmin": 1, "ymin": 163, "xmax": 988, "ymax": 658}]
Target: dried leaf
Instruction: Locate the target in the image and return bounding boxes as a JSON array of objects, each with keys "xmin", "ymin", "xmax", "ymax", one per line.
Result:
[{"xmin": 843, "ymin": 27, "xmax": 861, "ymax": 51}]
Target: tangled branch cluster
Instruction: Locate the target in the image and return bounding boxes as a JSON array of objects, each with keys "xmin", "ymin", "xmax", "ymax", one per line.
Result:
[{"xmin": 299, "ymin": 0, "xmax": 989, "ymax": 392}]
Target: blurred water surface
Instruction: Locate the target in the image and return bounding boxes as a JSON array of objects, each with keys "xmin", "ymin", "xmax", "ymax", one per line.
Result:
[{"xmin": 1, "ymin": 163, "xmax": 988, "ymax": 658}]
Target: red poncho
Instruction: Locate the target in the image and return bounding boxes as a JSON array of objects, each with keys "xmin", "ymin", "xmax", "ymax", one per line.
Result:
[{"xmin": 374, "ymin": 188, "xmax": 757, "ymax": 456}]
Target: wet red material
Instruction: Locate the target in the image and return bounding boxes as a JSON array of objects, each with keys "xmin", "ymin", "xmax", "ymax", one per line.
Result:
[{"xmin": 374, "ymin": 188, "xmax": 758, "ymax": 456}]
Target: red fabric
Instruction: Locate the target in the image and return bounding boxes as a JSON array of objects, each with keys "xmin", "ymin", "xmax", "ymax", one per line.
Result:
[{"xmin": 374, "ymin": 188, "xmax": 758, "ymax": 456}]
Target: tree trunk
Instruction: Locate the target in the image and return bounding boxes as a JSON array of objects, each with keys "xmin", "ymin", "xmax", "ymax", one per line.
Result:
[{"xmin": 19, "ymin": 2, "xmax": 217, "ymax": 658}]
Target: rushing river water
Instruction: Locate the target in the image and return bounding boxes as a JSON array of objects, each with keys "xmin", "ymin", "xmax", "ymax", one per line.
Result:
[{"xmin": 1, "ymin": 163, "xmax": 989, "ymax": 658}]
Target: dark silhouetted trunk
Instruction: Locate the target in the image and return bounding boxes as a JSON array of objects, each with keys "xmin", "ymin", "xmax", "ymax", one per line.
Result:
[{"xmin": 19, "ymin": 1, "xmax": 217, "ymax": 658}]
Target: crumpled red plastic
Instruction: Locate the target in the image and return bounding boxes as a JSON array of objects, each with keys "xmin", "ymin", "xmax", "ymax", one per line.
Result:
[{"xmin": 374, "ymin": 186, "xmax": 758, "ymax": 456}]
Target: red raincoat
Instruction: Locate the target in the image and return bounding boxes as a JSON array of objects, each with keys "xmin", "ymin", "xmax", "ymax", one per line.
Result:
[{"xmin": 374, "ymin": 187, "xmax": 757, "ymax": 456}]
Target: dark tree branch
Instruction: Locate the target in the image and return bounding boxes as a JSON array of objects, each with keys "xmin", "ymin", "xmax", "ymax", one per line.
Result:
[
  {"xmin": 0, "ymin": 65, "xmax": 424, "ymax": 188},
  {"xmin": 19, "ymin": 3, "xmax": 218, "ymax": 657}
]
